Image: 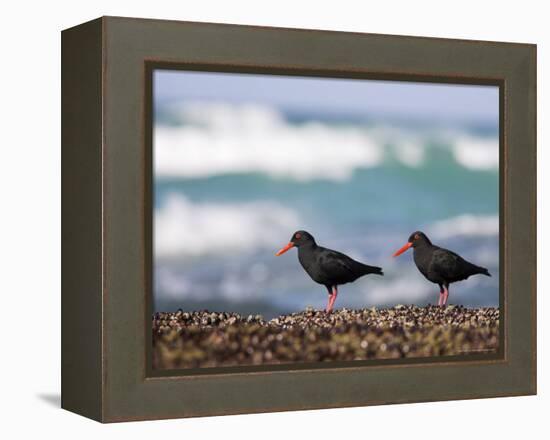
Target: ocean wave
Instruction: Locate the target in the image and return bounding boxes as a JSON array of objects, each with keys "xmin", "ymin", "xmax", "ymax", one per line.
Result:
[
  {"xmin": 363, "ymin": 276, "xmax": 432, "ymax": 305},
  {"xmin": 155, "ymin": 102, "xmax": 382, "ymax": 182},
  {"xmin": 154, "ymin": 194, "xmax": 300, "ymax": 258},
  {"xmin": 430, "ymin": 214, "xmax": 499, "ymax": 239},
  {"xmin": 155, "ymin": 264, "xmax": 270, "ymax": 302},
  {"xmin": 393, "ymin": 141, "xmax": 425, "ymax": 168},
  {"xmin": 452, "ymin": 137, "xmax": 499, "ymax": 170},
  {"xmin": 154, "ymin": 102, "xmax": 499, "ymax": 181}
]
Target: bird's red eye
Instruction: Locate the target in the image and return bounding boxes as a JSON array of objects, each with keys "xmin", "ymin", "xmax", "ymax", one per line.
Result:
[
  {"xmin": 295, "ymin": 233, "xmax": 301, "ymax": 239},
  {"xmin": 414, "ymin": 234, "xmax": 419, "ymax": 240}
]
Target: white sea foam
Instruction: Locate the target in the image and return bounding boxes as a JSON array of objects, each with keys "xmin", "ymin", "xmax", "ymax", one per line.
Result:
[
  {"xmin": 155, "ymin": 102, "xmax": 499, "ymax": 181},
  {"xmin": 430, "ymin": 214, "xmax": 499, "ymax": 239},
  {"xmin": 363, "ymin": 276, "xmax": 432, "ymax": 305},
  {"xmin": 393, "ymin": 141, "xmax": 425, "ymax": 168},
  {"xmin": 154, "ymin": 194, "xmax": 300, "ymax": 258},
  {"xmin": 452, "ymin": 136, "xmax": 499, "ymax": 170},
  {"xmin": 155, "ymin": 102, "xmax": 382, "ymax": 181},
  {"xmin": 155, "ymin": 262, "xmax": 273, "ymax": 303}
]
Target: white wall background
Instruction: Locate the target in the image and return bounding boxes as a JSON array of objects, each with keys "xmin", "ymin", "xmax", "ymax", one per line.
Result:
[{"xmin": 0, "ymin": 0, "xmax": 546, "ymax": 437}]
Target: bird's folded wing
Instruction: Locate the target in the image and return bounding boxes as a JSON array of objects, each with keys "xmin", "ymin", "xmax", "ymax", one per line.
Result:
[
  {"xmin": 318, "ymin": 251, "xmax": 356, "ymax": 277},
  {"xmin": 430, "ymin": 248, "xmax": 461, "ymax": 277}
]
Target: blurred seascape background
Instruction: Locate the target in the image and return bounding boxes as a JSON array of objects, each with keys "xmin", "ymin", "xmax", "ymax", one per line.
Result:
[{"xmin": 153, "ymin": 70, "xmax": 499, "ymax": 319}]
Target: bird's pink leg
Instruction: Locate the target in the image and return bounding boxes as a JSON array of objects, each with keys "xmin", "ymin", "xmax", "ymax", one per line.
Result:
[
  {"xmin": 325, "ymin": 295, "xmax": 332, "ymax": 313},
  {"xmin": 324, "ymin": 286, "xmax": 333, "ymax": 313},
  {"xmin": 438, "ymin": 286, "xmax": 444, "ymax": 306},
  {"xmin": 442, "ymin": 286, "xmax": 449, "ymax": 306},
  {"xmin": 327, "ymin": 286, "xmax": 338, "ymax": 312},
  {"xmin": 325, "ymin": 294, "xmax": 333, "ymax": 313}
]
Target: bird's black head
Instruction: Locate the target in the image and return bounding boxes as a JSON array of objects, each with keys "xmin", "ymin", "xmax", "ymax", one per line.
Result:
[
  {"xmin": 289, "ymin": 230, "xmax": 315, "ymax": 247},
  {"xmin": 275, "ymin": 230, "xmax": 316, "ymax": 256},
  {"xmin": 407, "ymin": 231, "xmax": 432, "ymax": 248},
  {"xmin": 393, "ymin": 231, "xmax": 432, "ymax": 257}
]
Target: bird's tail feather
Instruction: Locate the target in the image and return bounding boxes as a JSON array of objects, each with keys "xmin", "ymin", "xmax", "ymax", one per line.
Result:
[
  {"xmin": 364, "ymin": 264, "xmax": 384, "ymax": 276},
  {"xmin": 477, "ymin": 265, "xmax": 491, "ymax": 277}
]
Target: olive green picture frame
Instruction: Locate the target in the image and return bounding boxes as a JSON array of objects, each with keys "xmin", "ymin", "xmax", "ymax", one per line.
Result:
[{"xmin": 61, "ymin": 16, "xmax": 536, "ymax": 423}]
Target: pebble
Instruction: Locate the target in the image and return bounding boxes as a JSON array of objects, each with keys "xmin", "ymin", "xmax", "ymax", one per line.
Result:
[{"xmin": 152, "ymin": 305, "xmax": 500, "ymax": 369}]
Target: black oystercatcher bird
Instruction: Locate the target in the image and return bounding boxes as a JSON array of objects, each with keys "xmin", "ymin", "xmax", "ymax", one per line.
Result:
[
  {"xmin": 275, "ymin": 230, "xmax": 383, "ymax": 313},
  {"xmin": 392, "ymin": 231, "xmax": 491, "ymax": 306}
]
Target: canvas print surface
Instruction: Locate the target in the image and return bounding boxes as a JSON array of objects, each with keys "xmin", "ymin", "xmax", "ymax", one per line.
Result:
[{"xmin": 152, "ymin": 70, "xmax": 499, "ymax": 370}]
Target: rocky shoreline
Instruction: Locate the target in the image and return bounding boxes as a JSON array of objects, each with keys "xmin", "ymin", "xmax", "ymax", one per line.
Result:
[{"xmin": 152, "ymin": 305, "xmax": 499, "ymax": 369}]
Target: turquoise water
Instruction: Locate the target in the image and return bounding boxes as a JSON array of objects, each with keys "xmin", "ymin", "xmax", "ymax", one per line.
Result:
[{"xmin": 153, "ymin": 103, "xmax": 499, "ymax": 318}]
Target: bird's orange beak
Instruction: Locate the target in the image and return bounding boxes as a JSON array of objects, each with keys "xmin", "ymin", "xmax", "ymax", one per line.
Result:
[
  {"xmin": 275, "ymin": 242, "xmax": 294, "ymax": 256},
  {"xmin": 392, "ymin": 242, "xmax": 412, "ymax": 257}
]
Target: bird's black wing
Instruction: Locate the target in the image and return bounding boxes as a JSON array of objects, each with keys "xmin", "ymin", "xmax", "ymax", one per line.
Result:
[
  {"xmin": 430, "ymin": 247, "xmax": 484, "ymax": 283},
  {"xmin": 316, "ymin": 248, "xmax": 379, "ymax": 284},
  {"xmin": 316, "ymin": 250, "xmax": 355, "ymax": 282}
]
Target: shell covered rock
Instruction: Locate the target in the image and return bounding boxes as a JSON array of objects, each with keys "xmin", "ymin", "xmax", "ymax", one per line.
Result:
[{"xmin": 152, "ymin": 306, "xmax": 499, "ymax": 369}]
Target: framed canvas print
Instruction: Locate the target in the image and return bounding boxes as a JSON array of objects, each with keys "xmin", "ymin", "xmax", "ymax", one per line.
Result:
[{"xmin": 61, "ymin": 16, "xmax": 536, "ymax": 422}]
